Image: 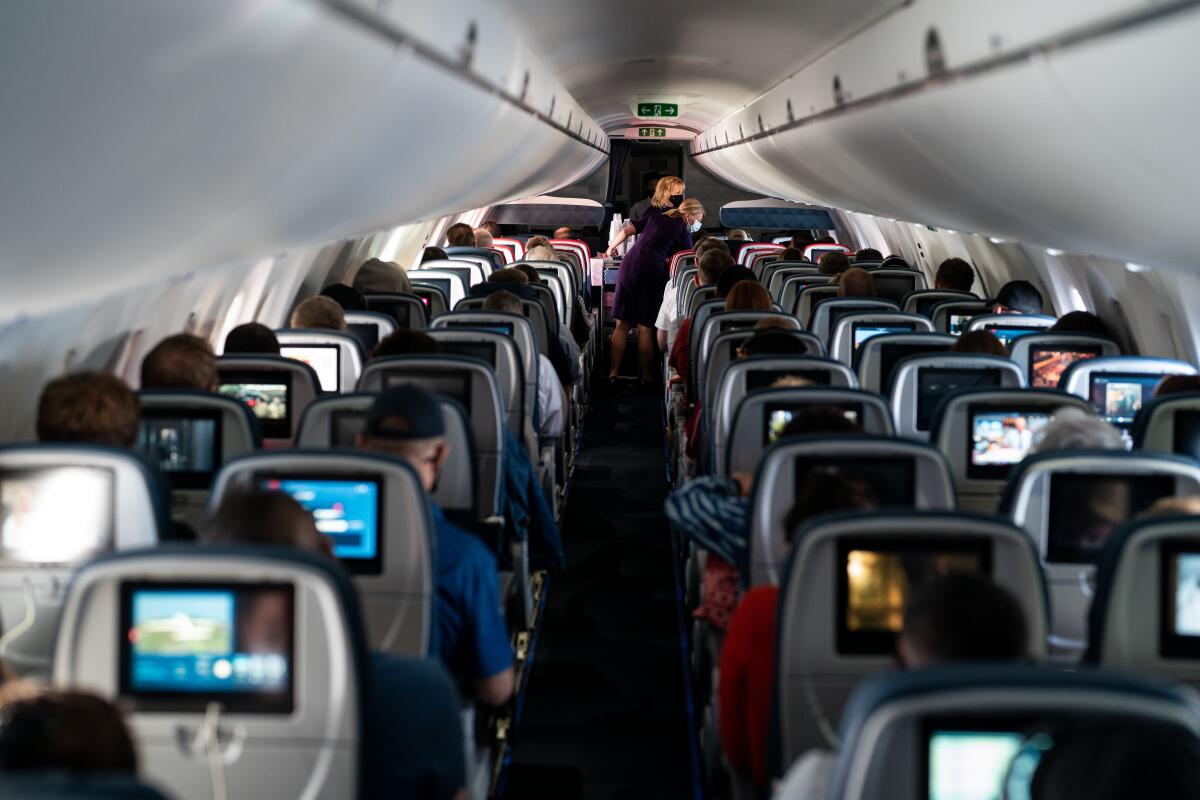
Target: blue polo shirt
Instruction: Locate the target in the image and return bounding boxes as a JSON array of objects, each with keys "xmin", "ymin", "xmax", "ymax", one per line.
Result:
[{"xmin": 430, "ymin": 503, "xmax": 513, "ymax": 681}]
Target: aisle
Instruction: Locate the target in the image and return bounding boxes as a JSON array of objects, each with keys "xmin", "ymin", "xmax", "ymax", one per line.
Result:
[{"xmin": 502, "ymin": 383, "xmax": 698, "ymax": 799}]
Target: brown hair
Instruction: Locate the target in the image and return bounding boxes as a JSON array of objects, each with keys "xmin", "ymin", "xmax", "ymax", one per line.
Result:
[
  {"xmin": 725, "ymin": 281, "xmax": 773, "ymax": 312},
  {"xmin": 651, "ymin": 176, "xmax": 685, "ymax": 209},
  {"xmin": 290, "ymin": 296, "xmax": 346, "ymax": 331},
  {"xmin": 1155, "ymin": 375, "xmax": 1200, "ymax": 398},
  {"xmin": 489, "ymin": 267, "xmax": 529, "ymax": 285},
  {"xmin": 483, "ymin": 290, "xmax": 525, "ymax": 316},
  {"xmin": 370, "ymin": 329, "xmax": 441, "ymax": 360},
  {"xmin": 446, "ymin": 222, "xmax": 476, "ymax": 247},
  {"xmin": 951, "ymin": 330, "xmax": 1008, "ymax": 357},
  {"xmin": 37, "ymin": 372, "xmax": 140, "ymax": 447},
  {"xmin": 0, "ymin": 687, "xmax": 138, "ymax": 774},
  {"xmin": 140, "ymin": 333, "xmax": 218, "ymax": 391},
  {"xmin": 837, "ymin": 267, "xmax": 876, "ymax": 298},
  {"xmin": 818, "ymin": 251, "xmax": 851, "ymax": 275},
  {"xmin": 525, "ymin": 235, "xmax": 551, "ymax": 250},
  {"xmin": 202, "ymin": 487, "xmax": 325, "ymax": 553},
  {"xmin": 697, "ymin": 248, "xmax": 734, "ymax": 285}
]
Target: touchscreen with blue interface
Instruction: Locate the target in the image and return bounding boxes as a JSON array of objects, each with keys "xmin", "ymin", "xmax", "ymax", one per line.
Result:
[{"xmin": 264, "ymin": 477, "xmax": 382, "ymax": 575}]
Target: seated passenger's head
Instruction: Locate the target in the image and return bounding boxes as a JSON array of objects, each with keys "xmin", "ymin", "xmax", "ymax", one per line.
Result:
[
  {"xmin": 202, "ymin": 486, "xmax": 329, "ymax": 556},
  {"xmin": 370, "ymin": 330, "xmax": 441, "ymax": 360},
  {"xmin": 855, "ymin": 248, "xmax": 883, "ymax": 262},
  {"xmin": 818, "ymin": 251, "xmax": 851, "ymax": 276},
  {"xmin": 482, "ymin": 289, "xmax": 524, "ymax": 316},
  {"xmin": 994, "ymin": 280, "xmax": 1044, "ymax": 314},
  {"xmin": 474, "ymin": 228, "xmax": 494, "ymax": 248},
  {"xmin": 320, "ymin": 283, "xmax": 367, "ymax": 312},
  {"xmin": 525, "ymin": 235, "xmax": 551, "ymax": 251},
  {"xmin": 790, "ymin": 232, "xmax": 816, "ymax": 251},
  {"xmin": 934, "ymin": 257, "xmax": 975, "ymax": 292},
  {"xmin": 481, "ymin": 220, "xmax": 502, "ymax": 237},
  {"xmin": 783, "ymin": 469, "xmax": 877, "ymax": 541},
  {"xmin": 1021, "ymin": 722, "xmax": 1200, "ymax": 800},
  {"xmin": 0, "ymin": 686, "xmax": 138, "ymax": 775},
  {"xmin": 140, "ymin": 334, "xmax": 218, "ymax": 392},
  {"xmin": 514, "ymin": 265, "xmax": 541, "ymax": 285},
  {"xmin": 837, "ymin": 267, "xmax": 875, "ymax": 298},
  {"xmin": 724, "ymin": 281, "xmax": 773, "ymax": 312},
  {"xmin": 950, "ymin": 330, "xmax": 1007, "ymax": 356},
  {"xmin": 897, "ymin": 573, "xmax": 1028, "ymax": 668},
  {"xmin": 716, "ymin": 266, "xmax": 756, "ymax": 299},
  {"xmin": 1155, "ymin": 375, "xmax": 1200, "ymax": 397},
  {"xmin": 37, "ymin": 372, "xmax": 139, "ymax": 448},
  {"xmin": 1029, "ymin": 407, "xmax": 1124, "ymax": 454},
  {"xmin": 881, "ymin": 255, "xmax": 909, "ymax": 269},
  {"xmin": 489, "ymin": 267, "xmax": 529, "ymax": 286},
  {"xmin": 697, "ymin": 248, "xmax": 734, "ymax": 286},
  {"xmin": 779, "ymin": 405, "xmax": 864, "ymax": 440},
  {"xmin": 422, "ymin": 246, "xmax": 448, "ymax": 264},
  {"xmin": 223, "ymin": 322, "xmax": 280, "ymax": 355},
  {"xmin": 727, "ymin": 229, "xmax": 747, "ymax": 242},
  {"xmin": 525, "ymin": 245, "xmax": 558, "ymax": 263},
  {"xmin": 738, "ymin": 330, "xmax": 810, "ymax": 358},
  {"xmin": 1049, "ymin": 310, "xmax": 1112, "ymax": 339},
  {"xmin": 780, "ymin": 247, "xmax": 804, "ymax": 262},
  {"xmin": 357, "ymin": 386, "xmax": 448, "ymax": 492},
  {"xmin": 445, "ymin": 222, "xmax": 476, "ymax": 247},
  {"xmin": 553, "ymin": 226, "xmax": 571, "ymax": 240},
  {"xmin": 352, "ymin": 257, "xmax": 411, "ymax": 294},
  {"xmin": 290, "ymin": 296, "xmax": 346, "ymax": 331},
  {"xmin": 693, "ymin": 237, "xmax": 726, "ymax": 260}
]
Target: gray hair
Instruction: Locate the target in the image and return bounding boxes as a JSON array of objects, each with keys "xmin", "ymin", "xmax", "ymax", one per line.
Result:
[
  {"xmin": 525, "ymin": 244, "xmax": 559, "ymax": 263},
  {"xmin": 1029, "ymin": 407, "xmax": 1125, "ymax": 454}
]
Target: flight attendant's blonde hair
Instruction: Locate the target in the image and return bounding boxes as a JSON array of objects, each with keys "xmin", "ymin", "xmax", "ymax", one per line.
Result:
[
  {"xmin": 664, "ymin": 198, "xmax": 704, "ymax": 220},
  {"xmin": 651, "ymin": 176, "xmax": 686, "ymax": 208}
]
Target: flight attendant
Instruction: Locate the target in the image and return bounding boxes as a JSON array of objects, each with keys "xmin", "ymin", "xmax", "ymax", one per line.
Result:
[{"xmin": 601, "ymin": 197, "xmax": 704, "ymax": 381}]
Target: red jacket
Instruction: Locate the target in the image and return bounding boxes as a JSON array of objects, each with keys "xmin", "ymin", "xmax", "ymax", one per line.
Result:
[{"xmin": 718, "ymin": 585, "xmax": 779, "ymax": 790}]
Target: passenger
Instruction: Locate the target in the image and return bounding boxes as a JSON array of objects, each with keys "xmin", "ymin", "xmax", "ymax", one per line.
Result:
[
  {"xmin": 855, "ymin": 247, "xmax": 883, "ymax": 262},
  {"xmin": 445, "ymin": 223, "xmax": 476, "ymax": 248},
  {"xmin": 881, "ymin": 254, "xmax": 910, "ymax": 269},
  {"xmin": 369, "ymin": 329, "xmax": 441, "ymax": 360},
  {"xmin": 993, "ymin": 279, "xmax": 1044, "ymax": 314},
  {"xmin": 657, "ymin": 247, "xmax": 733, "ymax": 353},
  {"xmin": 483, "ymin": 290, "xmax": 565, "ymax": 440},
  {"xmin": 1049, "ymin": 310, "xmax": 1113, "ymax": 339},
  {"xmin": 200, "ymin": 488, "xmax": 468, "ymax": 799},
  {"xmin": 778, "ymin": 246, "xmax": 804, "ymax": 262},
  {"xmin": 1156, "ymin": 375, "xmax": 1200, "ymax": 396},
  {"xmin": 1029, "ymin": 406, "xmax": 1124, "ymax": 454},
  {"xmin": 525, "ymin": 245, "xmax": 559, "ymax": 263},
  {"xmin": 553, "ymin": 226, "xmax": 572, "ymax": 240},
  {"xmin": 728, "ymin": 229, "xmax": 748, "ymax": 242},
  {"xmin": 480, "ymin": 220, "xmax": 503, "ymax": 238},
  {"xmin": 223, "ymin": 322, "xmax": 280, "ymax": 355},
  {"xmin": 716, "ymin": 265, "xmax": 757, "ymax": 297},
  {"xmin": 290, "ymin": 296, "xmax": 346, "ymax": 331},
  {"xmin": 422, "ymin": 246, "xmax": 449, "ymax": 264},
  {"xmin": 950, "ymin": 330, "xmax": 1008, "ymax": 356},
  {"xmin": 934, "ymin": 257, "xmax": 976, "ymax": 292},
  {"xmin": 789, "ymin": 232, "xmax": 816, "ymax": 251},
  {"xmin": 356, "ymin": 388, "xmax": 515, "ymax": 706},
  {"xmin": 669, "ymin": 264, "xmax": 756, "ymax": 397},
  {"xmin": 479, "ymin": 267, "xmax": 582, "ymax": 387},
  {"xmin": 0, "ymin": 686, "xmax": 138, "ymax": 776},
  {"xmin": 525, "ymin": 235, "xmax": 551, "ymax": 250},
  {"xmin": 140, "ymin": 334, "xmax": 218, "ymax": 392},
  {"xmin": 723, "ymin": 280, "xmax": 773, "ymax": 312},
  {"xmin": 736, "ymin": 329, "xmax": 810, "ymax": 358},
  {"xmin": 513, "ymin": 264, "xmax": 540, "ymax": 285},
  {"xmin": 627, "ymin": 174, "xmax": 662, "ymax": 222},
  {"xmin": 602, "ymin": 198, "xmax": 705, "ymax": 381},
  {"xmin": 37, "ymin": 371, "xmax": 139, "ymax": 447},
  {"xmin": 817, "ymin": 251, "xmax": 851, "ymax": 276},
  {"xmin": 1013, "ymin": 721, "xmax": 1200, "ymax": 800},
  {"xmin": 487, "ymin": 267, "xmax": 529, "ymax": 285},
  {"xmin": 352, "ymin": 257, "xmax": 412, "ymax": 295},
  {"xmin": 836, "ymin": 266, "xmax": 876, "ymax": 298},
  {"xmin": 474, "ymin": 228, "xmax": 494, "ymax": 249},
  {"xmin": 320, "ymin": 283, "xmax": 368, "ymax": 312}
]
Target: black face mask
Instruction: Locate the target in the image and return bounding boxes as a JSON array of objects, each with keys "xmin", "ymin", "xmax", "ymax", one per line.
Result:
[{"xmin": 669, "ymin": 194, "xmax": 684, "ymax": 207}]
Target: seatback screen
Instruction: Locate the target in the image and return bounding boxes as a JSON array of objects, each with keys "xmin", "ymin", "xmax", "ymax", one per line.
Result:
[
  {"xmin": 967, "ymin": 407, "xmax": 1054, "ymax": 479},
  {"xmin": 1089, "ymin": 372, "xmax": 1165, "ymax": 427},
  {"xmin": 346, "ymin": 323, "xmax": 379, "ymax": 353},
  {"xmin": 746, "ymin": 369, "xmax": 833, "ymax": 392},
  {"xmin": 365, "ymin": 298, "xmax": 413, "ymax": 327},
  {"xmin": 119, "ymin": 581, "xmax": 294, "ymax": 713},
  {"xmin": 837, "ymin": 537, "xmax": 991, "ymax": 655},
  {"xmin": 1046, "ymin": 473, "xmax": 1175, "ymax": 563},
  {"xmin": 0, "ymin": 466, "xmax": 114, "ymax": 563},
  {"xmin": 137, "ymin": 411, "xmax": 222, "ymax": 489},
  {"xmin": 948, "ymin": 313, "xmax": 976, "ymax": 336},
  {"xmin": 872, "ymin": 275, "xmax": 916, "ymax": 304},
  {"xmin": 415, "ymin": 278, "xmax": 452, "ymax": 300},
  {"xmin": 916, "ymin": 368, "xmax": 1003, "ymax": 432},
  {"xmin": 281, "ymin": 345, "xmax": 341, "ymax": 393},
  {"xmin": 219, "ymin": 371, "xmax": 292, "ymax": 439},
  {"xmin": 984, "ymin": 326, "xmax": 1043, "ymax": 347},
  {"xmin": 384, "ymin": 372, "xmax": 471, "ymax": 415},
  {"xmin": 264, "ymin": 476, "xmax": 382, "ymax": 575},
  {"xmin": 765, "ymin": 403, "xmax": 862, "ymax": 445},
  {"xmin": 438, "ymin": 340, "xmax": 498, "ymax": 368},
  {"xmin": 796, "ymin": 458, "xmax": 916, "ymax": 508},
  {"xmin": 878, "ymin": 343, "xmax": 953, "ymax": 393},
  {"xmin": 445, "ymin": 321, "xmax": 514, "ymax": 337},
  {"xmin": 1028, "ymin": 346, "xmax": 1101, "ymax": 389},
  {"xmin": 829, "ymin": 306, "xmax": 892, "ymax": 335},
  {"xmin": 1160, "ymin": 541, "xmax": 1200, "ymax": 658},
  {"xmin": 852, "ymin": 324, "xmax": 916, "ymax": 350},
  {"xmin": 1172, "ymin": 410, "xmax": 1200, "ymax": 459},
  {"xmin": 926, "ymin": 728, "xmax": 1023, "ymax": 800}
]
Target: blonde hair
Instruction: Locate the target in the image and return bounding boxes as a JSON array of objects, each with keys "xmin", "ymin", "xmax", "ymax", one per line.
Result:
[
  {"xmin": 291, "ymin": 296, "xmax": 346, "ymax": 330},
  {"xmin": 664, "ymin": 197, "xmax": 704, "ymax": 221},
  {"xmin": 651, "ymin": 176, "xmax": 685, "ymax": 209}
]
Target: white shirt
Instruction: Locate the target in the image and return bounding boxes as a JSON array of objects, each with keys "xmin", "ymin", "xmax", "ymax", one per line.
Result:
[
  {"xmin": 536, "ymin": 354, "xmax": 565, "ymax": 439},
  {"xmin": 773, "ymin": 749, "xmax": 836, "ymax": 800},
  {"xmin": 656, "ymin": 283, "xmax": 681, "ymax": 350}
]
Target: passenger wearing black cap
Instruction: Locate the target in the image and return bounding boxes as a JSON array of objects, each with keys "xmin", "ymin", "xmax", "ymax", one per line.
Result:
[
  {"xmin": 357, "ymin": 386, "xmax": 515, "ymax": 706},
  {"xmin": 993, "ymin": 279, "xmax": 1044, "ymax": 315}
]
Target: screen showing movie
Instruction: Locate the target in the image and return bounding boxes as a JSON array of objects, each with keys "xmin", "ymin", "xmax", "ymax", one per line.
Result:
[
  {"xmin": 0, "ymin": 467, "xmax": 114, "ymax": 563},
  {"xmin": 1089, "ymin": 372, "xmax": 1165, "ymax": 427},
  {"xmin": 927, "ymin": 729, "xmax": 1023, "ymax": 800},
  {"xmin": 136, "ymin": 412, "xmax": 221, "ymax": 489},
  {"xmin": 878, "ymin": 343, "xmax": 953, "ymax": 393},
  {"xmin": 949, "ymin": 313, "xmax": 976, "ymax": 336},
  {"xmin": 1028, "ymin": 346, "xmax": 1101, "ymax": 389},
  {"xmin": 384, "ymin": 372, "xmax": 471, "ymax": 415},
  {"xmin": 797, "ymin": 458, "xmax": 916, "ymax": 509},
  {"xmin": 852, "ymin": 324, "xmax": 916, "ymax": 351},
  {"xmin": 1046, "ymin": 473, "xmax": 1175, "ymax": 563},
  {"xmin": 745, "ymin": 369, "xmax": 833, "ymax": 392},
  {"xmin": 280, "ymin": 345, "xmax": 341, "ymax": 393},
  {"xmin": 916, "ymin": 368, "xmax": 1003, "ymax": 431},
  {"xmin": 120, "ymin": 582, "xmax": 294, "ymax": 713},
  {"xmin": 330, "ymin": 410, "xmax": 366, "ymax": 448},
  {"xmin": 838, "ymin": 538, "xmax": 990, "ymax": 655},
  {"xmin": 218, "ymin": 371, "xmax": 291, "ymax": 439},
  {"xmin": 968, "ymin": 408, "xmax": 1053, "ymax": 479},
  {"xmin": 765, "ymin": 403, "xmax": 862, "ymax": 445},
  {"xmin": 1161, "ymin": 542, "xmax": 1200, "ymax": 658},
  {"xmin": 264, "ymin": 477, "xmax": 381, "ymax": 574}
]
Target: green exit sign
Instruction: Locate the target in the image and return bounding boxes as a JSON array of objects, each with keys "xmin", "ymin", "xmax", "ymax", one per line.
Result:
[
  {"xmin": 637, "ymin": 102, "xmax": 678, "ymax": 118},
  {"xmin": 638, "ymin": 127, "xmax": 667, "ymax": 138}
]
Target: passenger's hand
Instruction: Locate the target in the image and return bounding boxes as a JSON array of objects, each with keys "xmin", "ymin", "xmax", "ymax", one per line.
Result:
[{"xmin": 733, "ymin": 471, "xmax": 754, "ymax": 497}]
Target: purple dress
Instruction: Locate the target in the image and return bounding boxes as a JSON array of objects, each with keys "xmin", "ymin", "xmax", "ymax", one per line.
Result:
[{"xmin": 611, "ymin": 212, "xmax": 692, "ymax": 327}]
